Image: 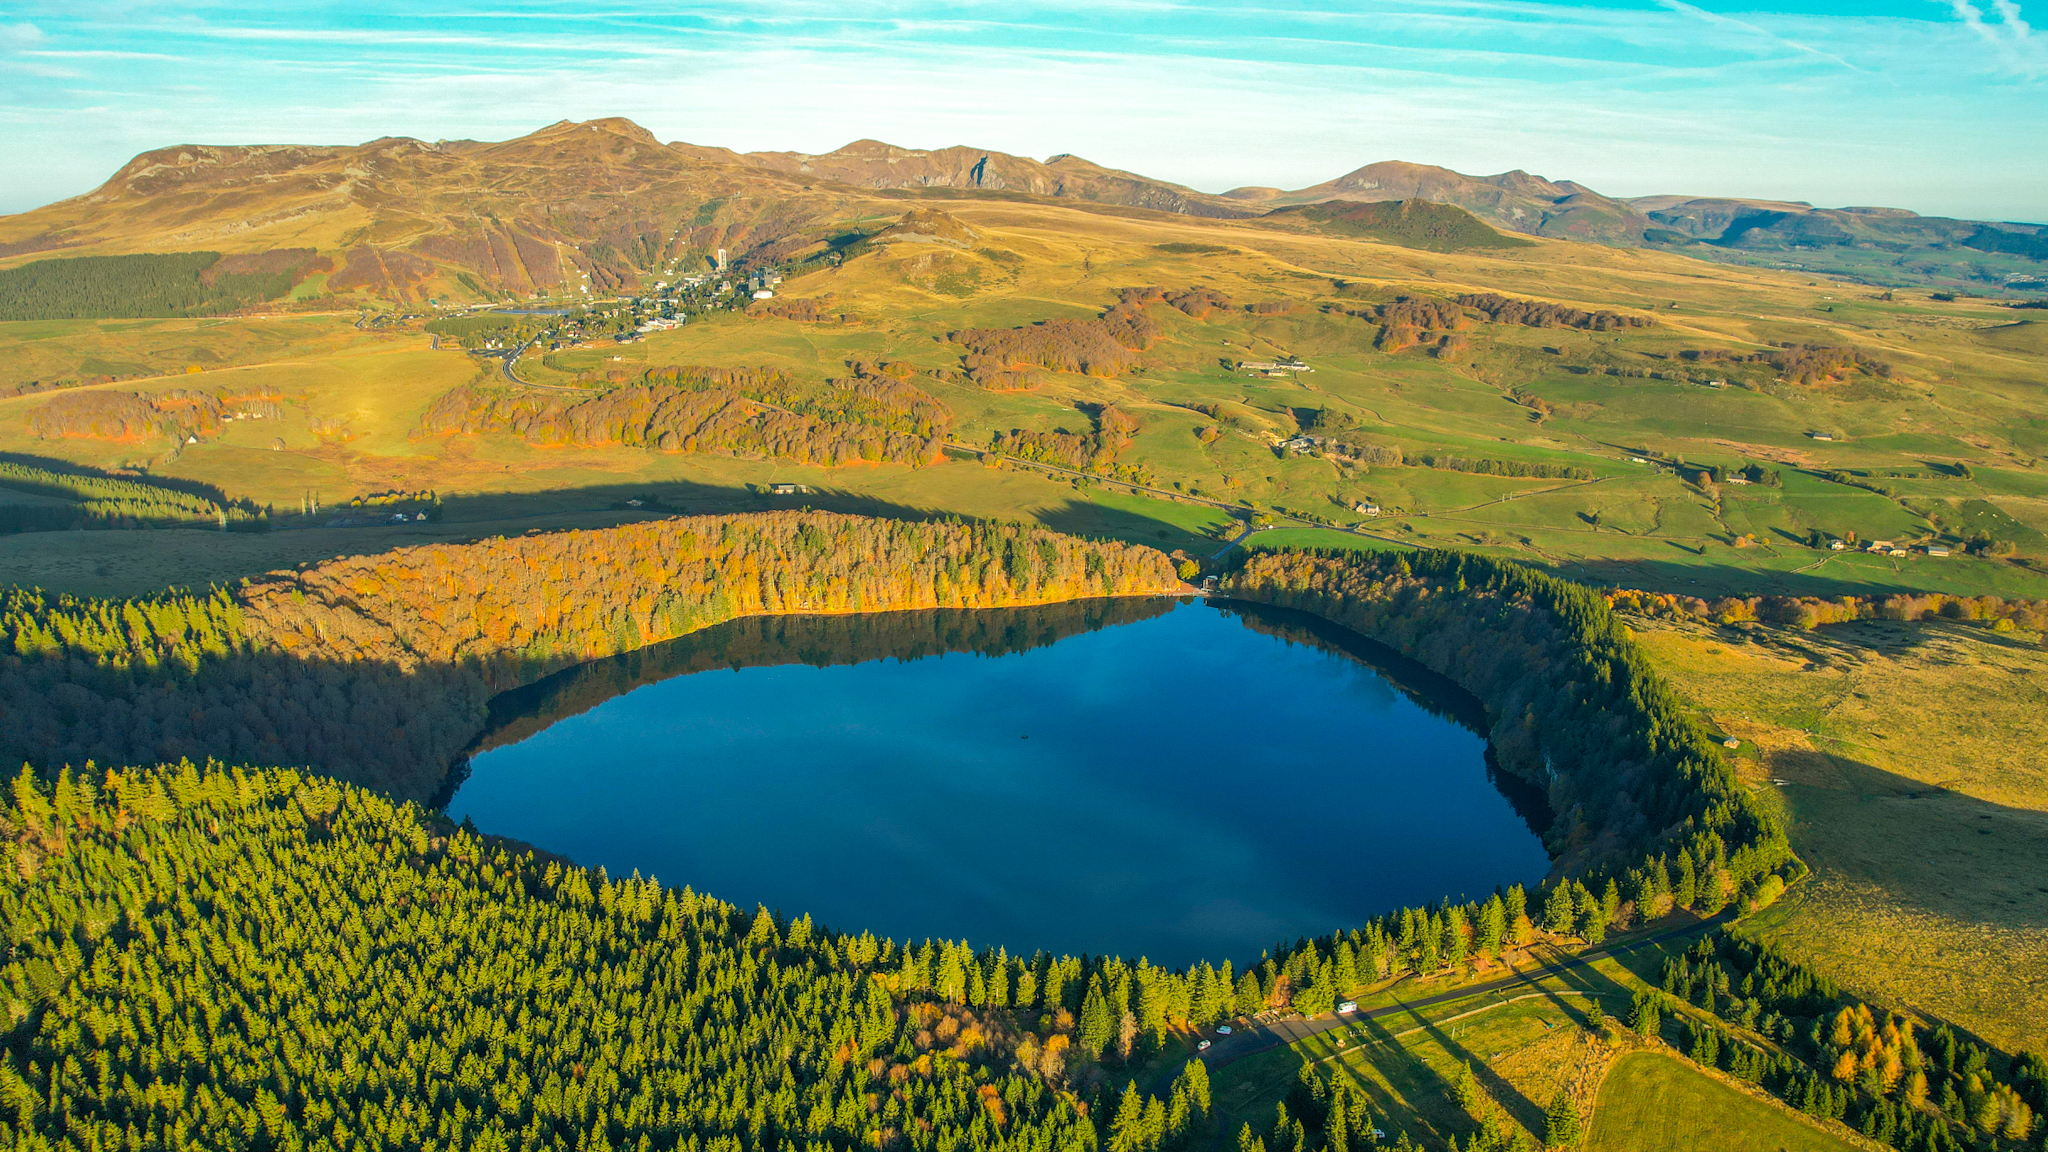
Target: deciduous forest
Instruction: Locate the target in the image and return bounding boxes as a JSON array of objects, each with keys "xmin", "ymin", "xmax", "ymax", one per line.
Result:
[{"xmin": 0, "ymin": 513, "xmax": 1182, "ymax": 800}]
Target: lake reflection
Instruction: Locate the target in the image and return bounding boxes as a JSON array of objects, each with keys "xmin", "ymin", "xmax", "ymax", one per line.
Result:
[{"xmin": 448, "ymin": 598, "xmax": 1551, "ymax": 965}]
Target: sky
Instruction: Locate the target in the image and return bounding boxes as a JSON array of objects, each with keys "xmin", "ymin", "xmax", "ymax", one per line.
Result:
[{"xmin": 1, "ymin": 0, "xmax": 2043, "ymax": 222}]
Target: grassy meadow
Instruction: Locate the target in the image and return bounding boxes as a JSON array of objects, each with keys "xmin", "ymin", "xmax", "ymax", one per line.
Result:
[
  {"xmin": 1198, "ymin": 924, "xmax": 1875, "ymax": 1152},
  {"xmin": 1633, "ymin": 613, "xmax": 2048, "ymax": 1055},
  {"xmin": 1584, "ymin": 1052, "xmax": 1866, "ymax": 1152},
  {"xmin": 0, "ymin": 192, "xmax": 2042, "ymax": 600}
]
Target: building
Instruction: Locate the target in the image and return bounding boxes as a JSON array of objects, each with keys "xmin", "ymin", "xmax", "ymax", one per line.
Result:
[
  {"xmin": 753, "ymin": 290, "xmax": 775, "ymax": 300},
  {"xmin": 1925, "ymin": 544, "xmax": 1952, "ymax": 557},
  {"xmin": 1355, "ymin": 502, "xmax": 1381, "ymax": 516},
  {"xmin": 1866, "ymin": 540, "xmax": 1893, "ymax": 553},
  {"xmin": 1828, "ymin": 539, "xmax": 1847, "ymax": 551},
  {"xmin": 768, "ymin": 483, "xmax": 812, "ymax": 495},
  {"xmin": 716, "ymin": 248, "xmax": 728, "ymax": 274},
  {"xmin": 1239, "ymin": 359, "xmax": 1312, "ymax": 376},
  {"xmin": 1809, "ymin": 431, "xmax": 1836, "ymax": 442}
]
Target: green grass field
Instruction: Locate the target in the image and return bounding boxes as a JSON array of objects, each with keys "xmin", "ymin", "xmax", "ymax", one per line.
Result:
[{"xmin": 1584, "ymin": 1052, "xmax": 1865, "ymax": 1152}]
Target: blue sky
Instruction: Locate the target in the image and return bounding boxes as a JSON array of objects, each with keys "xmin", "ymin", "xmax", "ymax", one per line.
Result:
[{"xmin": 1, "ymin": 0, "xmax": 2042, "ymax": 221}]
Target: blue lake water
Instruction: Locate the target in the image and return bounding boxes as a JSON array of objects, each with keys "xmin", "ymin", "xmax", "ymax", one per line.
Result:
[{"xmin": 448, "ymin": 598, "xmax": 1551, "ymax": 966}]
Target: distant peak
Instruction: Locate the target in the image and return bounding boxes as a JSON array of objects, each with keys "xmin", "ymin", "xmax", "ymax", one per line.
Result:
[{"xmin": 531, "ymin": 117, "xmax": 660, "ymax": 145}]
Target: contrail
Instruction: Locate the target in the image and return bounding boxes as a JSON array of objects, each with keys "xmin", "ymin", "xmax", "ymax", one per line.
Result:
[{"xmin": 1653, "ymin": 0, "xmax": 1862, "ymax": 71}]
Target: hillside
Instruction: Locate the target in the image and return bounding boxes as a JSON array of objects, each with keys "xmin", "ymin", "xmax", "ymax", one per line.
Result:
[
  {"xmin": 1257, "ymin": 199, "xmax": 1537, "ymax": 251},
  {"xmin": 0, "ymin": 118, "xmax": 844, "ymax": 302}
]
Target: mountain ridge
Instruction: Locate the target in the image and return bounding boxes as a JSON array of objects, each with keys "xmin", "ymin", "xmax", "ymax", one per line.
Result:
[{"xmin": 2, "ymin": 116, "xmax": 2041, "ymax": 297}]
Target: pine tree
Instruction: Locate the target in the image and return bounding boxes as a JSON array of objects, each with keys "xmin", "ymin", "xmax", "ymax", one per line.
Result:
[
  {"xmin": 1629, "ymin": 991, "xmax": 1661, "ymax": 1039},
  {"xmin": 1543, "ymin": 1092, "xmax": 1580, "ymax": 1148},
  {"xmin": 1080, "ymin": 978, "xmax": 1118, "ymax": 1057},
  {"xmin": 1108, "ymin": 1083, "xmax": 1147, "ymax": 1152}
]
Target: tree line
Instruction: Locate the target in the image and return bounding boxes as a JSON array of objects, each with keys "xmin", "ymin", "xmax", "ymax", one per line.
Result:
[
  {"xmin": 1219, "ymin": 547, "xmax": 1793, "ymax": 903},
  {"xmin": 1454, "ymin": 293, "xmax": 1653, "ymax": 332},
  {"xmin": 0, "ymin": 460, "xmax": 268, "ymax": 534},
  {"xmin": 1607, "ymin": 587, "xmax": 2048, "ymax": 633},
  {"xmin": 0, "ymin": 513, "xmax": 1184, "ymax": 803},
  {"xmin": 1642, "ymin": 931, "xmax": 2046, "ymax": 1151},
  {"xmin": 1681, "ymin": 344, "xmax": 1894, "ymax": 386}
]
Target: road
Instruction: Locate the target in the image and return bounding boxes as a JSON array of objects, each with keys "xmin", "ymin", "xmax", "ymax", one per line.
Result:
[
  {"xmin": 1152, "ymin": 921, "xmax": 1711, "ymax": 1092},
  {"xmin": 471, "ymin": 340, "xmax": 534, "ymax": 387},
  {"xmin": 1211, "ymin": 524, "xmax": 1259, "ymax": 559}
]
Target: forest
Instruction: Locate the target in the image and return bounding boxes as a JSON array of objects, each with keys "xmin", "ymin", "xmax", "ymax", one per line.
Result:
[
  {"xmin": 0, "ymin": 250, "xmax": 321, "ymax": 320},
  {"xmin": 0, "ymin": 760, "xmax": 1214, "ymax": 1152},
  {"xmin": 28, "ymin": 387, "xmax": 286, "ymax": 445},
  {"xmin": 0, "ymin": 460, "xmax": 267, "ymax": 533},
  {"xmin": 0, "ymin": 513, "xmax": 1183, "ymax": 801}
]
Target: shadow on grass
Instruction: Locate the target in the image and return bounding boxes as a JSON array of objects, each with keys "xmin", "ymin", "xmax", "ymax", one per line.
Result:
[
  {"xmin": 1560, "ymin": 553, "xmax": 2041, "ymax": 600},
  {"xmin": 1396, "ymin": 1000, "xmax": 1546, "ymax": 1134},
  {"xmin": 1771, "ymin": 753, "xmax": 2048, "ymax": 932}
]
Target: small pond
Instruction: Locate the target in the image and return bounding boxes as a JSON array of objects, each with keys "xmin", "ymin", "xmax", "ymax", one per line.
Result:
[{"xmin": 447, "ymin": 598, "xmax": 1551, "ymax": 965}]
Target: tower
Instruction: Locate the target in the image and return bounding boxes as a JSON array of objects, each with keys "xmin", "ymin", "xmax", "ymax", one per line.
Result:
[{"xmin": 716, "ymin": 248, "xmax": 728, "ymax": 274}]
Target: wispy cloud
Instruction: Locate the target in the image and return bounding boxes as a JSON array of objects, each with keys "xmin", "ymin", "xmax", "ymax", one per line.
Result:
[{"xmin": 0, "ymin": 0, "xmax": 2043, "ymax": 221}]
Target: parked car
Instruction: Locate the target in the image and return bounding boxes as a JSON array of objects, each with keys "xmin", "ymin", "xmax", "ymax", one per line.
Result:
[
  {"xmin": 1198, "ymin": 1040, "xmax": 1211, "ymax": 1051},
  {"xmin": 1216, "ymin": 1025, "xmax": 1233, "ymax": 1035}
]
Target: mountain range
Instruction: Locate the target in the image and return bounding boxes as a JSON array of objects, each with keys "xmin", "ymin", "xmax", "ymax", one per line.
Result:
[{"xmin": 2, "ymin": 116, "xmax": 2041, "ymax": 300}]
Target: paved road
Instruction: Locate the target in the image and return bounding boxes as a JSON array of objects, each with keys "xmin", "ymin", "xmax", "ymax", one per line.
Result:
[
  {"xmin": 1211, "ymin": 524, "xmax": 1259, "ymax": 559},
  {"xmin": 1152, "ymin": 921, "xmax": 1712, "ymax": 1091}
]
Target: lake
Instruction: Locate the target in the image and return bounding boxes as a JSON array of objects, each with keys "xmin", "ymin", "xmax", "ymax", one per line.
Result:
[{"xmin": 447, "ymin": 597, "xmax": 1552, "ymax": 966}]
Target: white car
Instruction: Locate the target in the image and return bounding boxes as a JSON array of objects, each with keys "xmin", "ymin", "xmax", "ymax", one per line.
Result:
[
  {"xmin": 1216, "ymin": 1025, "xmax": 1233, "ymax": 1035},
  {"xmin": 1198, "ymin": 1040, "xmax": 1212, "ymax": 1051}
]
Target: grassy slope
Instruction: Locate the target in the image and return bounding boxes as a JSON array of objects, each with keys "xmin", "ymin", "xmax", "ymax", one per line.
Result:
[
  {"xmin": 3, "ymin": 193, "xmax": 2041, "ymax": 598},
  {"xmin": 1585, "ymin": 1052, "xmax": 1865, "ymax": 1152},
  {"xmin": 1633, "ymin": 614, "xmax": 2048, "ymax": 1054},
  {"xmin": 1201, "ymin": 926, "xmax": 1867, "ymax": 1152}
]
